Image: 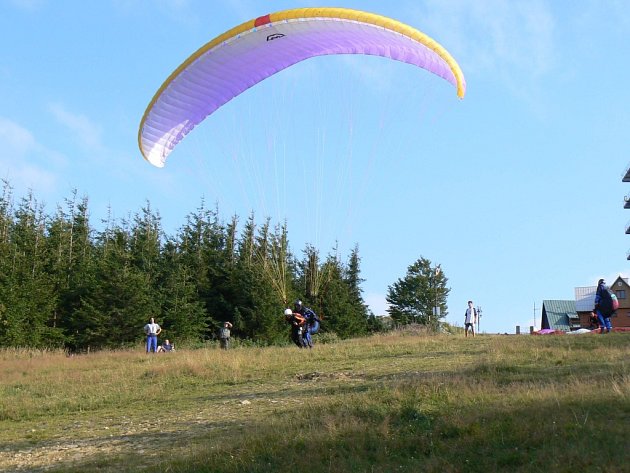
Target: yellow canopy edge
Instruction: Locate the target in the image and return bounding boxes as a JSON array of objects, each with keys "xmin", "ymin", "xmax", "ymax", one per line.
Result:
[{"xmin": 138, "ymin": 7, "xmax": 466, "ymax": 161}]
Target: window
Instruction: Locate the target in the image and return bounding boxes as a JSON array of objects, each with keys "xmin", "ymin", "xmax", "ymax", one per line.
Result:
[{"xmin": 615, "ymin": 290, "xmax": 626, "ymax": 300}]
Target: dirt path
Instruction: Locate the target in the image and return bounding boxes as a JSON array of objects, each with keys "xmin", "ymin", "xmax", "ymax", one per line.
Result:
[{"xmin": 0, "ymin": 374, "xmax": 356, "ymax": 472}]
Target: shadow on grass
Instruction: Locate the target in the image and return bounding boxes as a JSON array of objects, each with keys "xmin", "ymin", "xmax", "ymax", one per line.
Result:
[
  {"xmin": 41, "ymin": 388, "xmax": 629, "ymax": 473},
  {"xmin": 37, "ymin": 370, "xmax": 629, "ymax": 473}
]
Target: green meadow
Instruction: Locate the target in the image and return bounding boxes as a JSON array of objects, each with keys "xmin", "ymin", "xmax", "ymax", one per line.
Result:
[{"xmin": 1, "ymin": 332, "xmax": 628, "ymax": 472}]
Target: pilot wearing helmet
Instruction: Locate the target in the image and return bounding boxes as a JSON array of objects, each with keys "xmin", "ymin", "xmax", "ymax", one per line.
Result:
[
  {"xmin": 284, "ymin": 307, "xmax": 306, "ymax": 347},
  {"xmin": 293, "ymin": 300, "xmax": 320, "ymax": 348}
]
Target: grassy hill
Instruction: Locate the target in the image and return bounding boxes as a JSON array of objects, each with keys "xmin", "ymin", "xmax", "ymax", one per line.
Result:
[{"xmin": 1, "ymin": 332, "xmax": 628, "ymax": 472}]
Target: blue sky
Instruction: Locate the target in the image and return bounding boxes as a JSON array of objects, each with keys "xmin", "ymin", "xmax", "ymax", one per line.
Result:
[{"xmin": 2, "ymin": 0, "xmax": 629, "ymax": 334}]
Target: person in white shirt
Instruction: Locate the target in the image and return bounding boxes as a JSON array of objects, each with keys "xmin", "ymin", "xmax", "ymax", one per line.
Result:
[
  {"xmin": 464, "ymin": 301, "xmax": 477, "ymax": 338},
  {"xmin": 143, "ymin": 317, "xmax": 162, "ymax": 353}
]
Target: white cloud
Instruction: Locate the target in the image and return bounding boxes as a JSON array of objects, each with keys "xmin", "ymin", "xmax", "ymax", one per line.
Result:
[
  {"xmin": 0, "ymin": 116, "xmax": 37, "ymax": 156},
  {"xmin": 8, "ymin": 163, "xmax": 57, "ymax": 194},
  {"xmin": 48, "ymin": 103, "xmax": 104, "ymax": 153},
  {"xmin": 160, "ymin": 0, "xmax": 190, "ymax": 9},
  {"xmin": 414, "ymin": 0, "xmax": 555, "ymax": 88},
  {"xmin": 573, "ymin": 0, "xmax": 630, "ymax": 33},
  {"xmin": 0, "ymin": 117, "xmax": 60, "ymax": 193},
  {"xmin": 112, "ymin": 0, "xmax": 198, "ymax": 25},
  {"xmin": 221, "ymin": 0, "xmax": 256, "ymax": 21},
  {"xmin": 7, "ymin": 0, "xmax": 44, "ymax": 11},
  {"xmin": 113, "ymin": 0, "xmax": 191, "ymax": 11}
]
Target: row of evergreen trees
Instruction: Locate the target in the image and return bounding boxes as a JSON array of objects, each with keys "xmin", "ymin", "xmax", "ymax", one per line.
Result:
[{"xmin": 0, "ymin": 182, "xmax": 381, "ymax": 350}]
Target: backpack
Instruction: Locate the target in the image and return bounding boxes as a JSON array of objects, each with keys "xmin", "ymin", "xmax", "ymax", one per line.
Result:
[
  {"xmin": 612, "ymin": 293, "xmax": 619, "ymax": 310},
  {"xmin": 599, "ymin": 288, "xmax": 618, "ymax": 317}
]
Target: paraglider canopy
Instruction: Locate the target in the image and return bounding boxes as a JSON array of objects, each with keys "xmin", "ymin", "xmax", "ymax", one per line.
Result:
[{"xmin": 138, "ymin": 7, "xmax": 466, "ymax": 168}]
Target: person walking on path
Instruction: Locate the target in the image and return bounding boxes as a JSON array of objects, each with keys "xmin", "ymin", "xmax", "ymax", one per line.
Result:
[
  {"xmin": 464, "ymin": 301, "xmax": 477, "ymax": 338},
  {"xmin": 144, "ymin": 317, "xmax": 162, "ymax": 353}
]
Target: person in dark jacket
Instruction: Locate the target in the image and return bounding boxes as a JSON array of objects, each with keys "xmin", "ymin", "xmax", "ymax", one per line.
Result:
[
  {"xmin": 594, "ymin": 279, "xmax": 613, "ymax": 334},
  {"xmin": 294, "ymin": 300, "xmax": 320, "ymax": 348},
  {"xmin": 157, "ymin": 339, "xmax": 175, "ymax": 353}
]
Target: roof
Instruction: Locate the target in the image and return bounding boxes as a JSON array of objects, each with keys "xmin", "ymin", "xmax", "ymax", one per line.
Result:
[
  {"xmin": 610, "ymin": 276, "xmax": 630, "ymax": 291},
  {"xmin": 575, "ymin": 286, "xmax": 596, "ymax": 311},
  {"xmin": 575, "ymin": 277, "xmax": 629, "ymax": 311},
  {"xmin": 542, "ymin": 300, "xmax": 577, "ymax": 331}
]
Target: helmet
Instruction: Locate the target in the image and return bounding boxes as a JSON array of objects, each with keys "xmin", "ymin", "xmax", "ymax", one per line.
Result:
[
  {"xmin": 294, "ymin": 300, "xmax": 303, "ymax": 310},
  {"xmin": 284, "ymin": 308, "xmax": 293, "ymax": 316}
]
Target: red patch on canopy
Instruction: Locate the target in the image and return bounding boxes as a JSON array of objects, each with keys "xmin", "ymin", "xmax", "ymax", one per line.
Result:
[{"xmin": 254, "ymin": 14, "xmax": 271, "ymax": 27}]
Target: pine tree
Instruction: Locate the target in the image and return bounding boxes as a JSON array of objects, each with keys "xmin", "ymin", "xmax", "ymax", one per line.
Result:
[
  {"xmin": 74, "ymin": 219, "xmax": 159, "ymax": 350},
  {"xmin": 0, "ymin": 181, "xmax": 15, "ymax": 347},
  {"xmin": 0, "ymin": 192, "xmax": 60, "ymax": 347},
  {"xmin": 345, "ymin": 244, "xmax": 369, "ymax": 319},
  {"xmin": 318, "ymin": 252, "xmax": 368, "ymax": 338},
  {"xmin": 228, "ymin": 217, "xmax": 287, "ymax": 344},
  {"xmin": 386, "ymin": 257, "xmax": 449, "ymax": 329},
  {"xmin": 0, "ymin": 178, "xmax": 392, "ymax": 349},
  {"xmin": 46, "ymin": 191, "xmax": 96, "ymax": 350},
  {"xmin": 159, "ymin": 241, "xmax": 207, "ymax": 342},
  {"xmin": 177, "ymin": 200, "xmax": 231, "ymax": 336}
]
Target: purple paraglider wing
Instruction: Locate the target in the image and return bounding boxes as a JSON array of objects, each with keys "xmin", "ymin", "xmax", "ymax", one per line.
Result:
[{"xmin": 138, "ymin": 7, "xmax": 466, "ymax": 167}]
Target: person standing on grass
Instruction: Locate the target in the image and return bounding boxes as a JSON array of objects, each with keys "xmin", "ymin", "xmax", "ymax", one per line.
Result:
[
  {"xmin": 284, "ymin": 308, "xmax": 307, "ymax": 348},
  {"xmin": 219, "ymin": 322, "xmax": 233, "ymax": 350},
  {"xmin": 594, "ymin": 278, "xmax": 614, "ymax": 334},
  {"xmin": 464, "ymin": 301, "xmax": 477, "ymax": 337},
  {"xmin": 294, "ymin": 300, "xmax": 320, "ymax": 348},
  {"xmin": 144, "ymin": 317, "xmax": 162, "ymax": 353}
]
